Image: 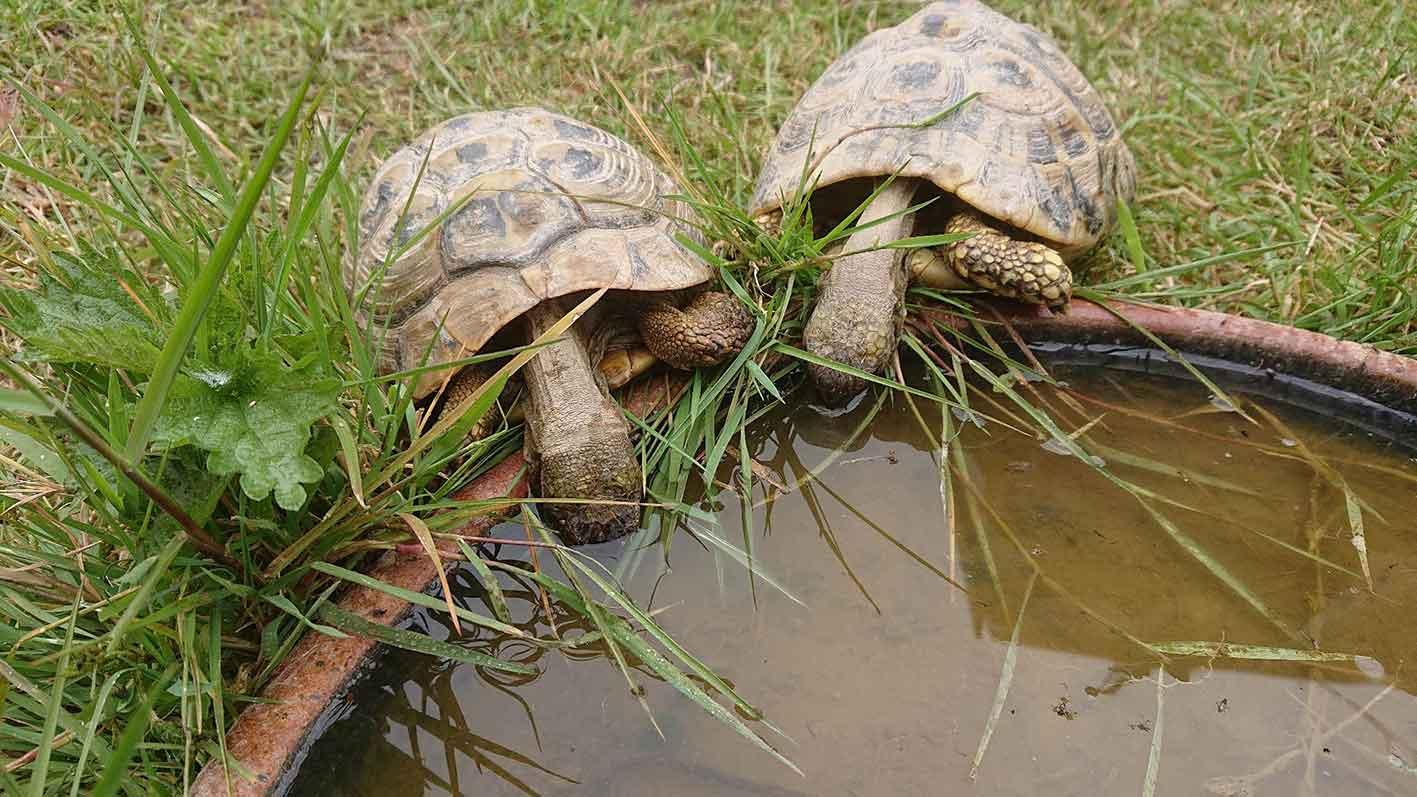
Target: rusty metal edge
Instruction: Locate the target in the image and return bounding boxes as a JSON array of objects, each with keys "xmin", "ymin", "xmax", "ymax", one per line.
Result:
[
  {"xmin": 190, "ymin": 453, "xmax": 529, "ymax": 797},
  {"xmin": 929, "ymin": 299, "xmax": 1417, "ymax": 414},
  {"xmin": 191, "ymin": 299, "xmax": 1417, "ymax": 796}
]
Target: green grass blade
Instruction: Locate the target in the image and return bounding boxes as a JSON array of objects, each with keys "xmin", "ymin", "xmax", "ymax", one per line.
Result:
[
  {"xmin": 124, "ymin": 68, "xmax": 315, "ymax": 461},
  {"xmin": 122, "ymin": 12, "xmax": 237, "ymax": 204},
  {"xmin": 67, "ymin": 674, "xmax": 120, "ymax": 797},
  {"xmin": 105, "ymin": 534, "xmax": 185, "ymax": 655},
  {"xmin": 261, "ymin": 124, "xmax": 356, "ymax": 341},
  {"xmin": 91, "ymin": 664, "xmax": 177, "ymax": 797},
  {"xmin": 1115, "ymin": 198, "xmax": 1147, "ymax": 274},
  {"xmin": 25, "ymin": 597, "xmax": 79, "ymax": 796}
]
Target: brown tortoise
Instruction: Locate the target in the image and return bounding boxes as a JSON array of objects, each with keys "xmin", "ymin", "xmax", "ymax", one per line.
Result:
[
  {"xmin": 348, "ymin": 107, "xmax": 752, "ymax": 544},
  {"xmin": 751, "ymin": 0, "xmax": 1137, "ymax": 404}
]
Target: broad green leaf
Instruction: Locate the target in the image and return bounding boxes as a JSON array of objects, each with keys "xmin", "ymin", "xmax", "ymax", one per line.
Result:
[
  {"xmin": 0, "ymin": 423, "xmax": 71, "ymax": 484},
  {"xmin": 0, "ymin": 254, "xmax": 162, "ymax": 373},
  {"xmin": 150, "ymin": 353, "xmax": 340, "ymax": 510},
  {"xmin": 0, "ymin": 389, "xmax": 54, "ymax": 416}
]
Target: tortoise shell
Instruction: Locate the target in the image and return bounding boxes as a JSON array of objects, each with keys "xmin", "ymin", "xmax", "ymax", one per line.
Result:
[
  {"xmin": 347, "ymin": 107, "xmax": 711, "ymax": 398},
  {"xmin": 749, "ymin": 0, "xmax": 1136, "ymax": 258}
]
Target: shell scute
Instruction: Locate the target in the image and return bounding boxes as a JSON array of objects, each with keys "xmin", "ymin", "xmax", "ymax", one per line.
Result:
[
  {"xmin": 750, "ymin": 0, "xmax": 1136, "ymax": 254},
  {"xmin": 347, "ymin": 107, "xmax": 714, "ymax": 398}
]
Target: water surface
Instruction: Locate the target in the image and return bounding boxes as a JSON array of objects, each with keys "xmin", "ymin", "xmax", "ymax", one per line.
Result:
[{"xmin": 292, "ymin": 365, "xmax": 1417, "ymax": 796}]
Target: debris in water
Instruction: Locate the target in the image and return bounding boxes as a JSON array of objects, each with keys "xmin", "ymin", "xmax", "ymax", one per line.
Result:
[
  {"xmin": 951, "ymin": 405, "xmax": 984, "ymax": 428},
  {"xmin": 1354, "ymin": 655, "xmax": 1385, "ymax": 679},
  {"xmin": 1041, "ymin": 436, "xmax": 1105, "ymax": 467}
]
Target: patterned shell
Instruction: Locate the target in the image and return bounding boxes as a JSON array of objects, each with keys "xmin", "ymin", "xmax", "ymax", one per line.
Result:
[
  {"xmin": 750, "ymin": 0, "xmax": 1136, "ymax": 257},
  {"xmin": 347, "ymin": 107, "xmax": 712, "ymax": 399}
]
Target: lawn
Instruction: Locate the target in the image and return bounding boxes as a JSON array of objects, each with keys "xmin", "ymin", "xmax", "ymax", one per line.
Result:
[
  {"xmin": 0, "ymin": 0, "xmax": 1413, "ymax": 793},
  {"xmin": 7, "ymin": 0, "xmax": 1413, "ymax": 348}
]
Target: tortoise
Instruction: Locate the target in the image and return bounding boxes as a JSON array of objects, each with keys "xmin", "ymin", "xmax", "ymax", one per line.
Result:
[
  {"xmin": 750, "ymin": 0, "xmax": 1136, "ymax": 404},
  {"xmin": 347, "ymin": 107, "xmax": 752, "ymax": 545}
]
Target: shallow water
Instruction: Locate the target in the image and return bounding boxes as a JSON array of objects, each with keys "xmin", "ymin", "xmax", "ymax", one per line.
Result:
[{"xmin": 291, "ymin": 365, "xmax": 1417, "ymax": 797}]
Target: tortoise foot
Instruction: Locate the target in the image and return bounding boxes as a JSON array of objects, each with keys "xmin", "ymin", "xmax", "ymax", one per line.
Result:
[{"xmin": 944, "ymin": 211, "xmax": 1072, "ymax": 310}]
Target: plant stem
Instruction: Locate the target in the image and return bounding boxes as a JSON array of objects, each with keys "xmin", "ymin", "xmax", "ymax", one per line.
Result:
[{"xmin": 1, "ymin": 360, "xmax": 238, "ymax": 569}]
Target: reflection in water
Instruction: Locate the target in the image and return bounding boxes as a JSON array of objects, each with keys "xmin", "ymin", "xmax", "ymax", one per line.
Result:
[{"xmin": 291, "ymin": 367, "xmax": 1417, "ymax": 796}]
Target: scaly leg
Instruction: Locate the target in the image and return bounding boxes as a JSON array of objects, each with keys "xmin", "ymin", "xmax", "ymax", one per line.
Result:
[
  {"xmin": 636, "ymin": 291, "xmax": 754, "ymax": 369},
  {"xmin": 801, "ymin": 178, "xmax": 919, "ymax": 405},
  {"xmin": 942, "ymin": 209, "xmax": 1072, "ymax": 309}
]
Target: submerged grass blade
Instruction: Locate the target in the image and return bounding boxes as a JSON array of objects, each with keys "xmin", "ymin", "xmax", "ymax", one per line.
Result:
[
  {"xmin": 1070, "ymin": 290, "xmax": 1256, "ymax": 426},
  {"xmin": 493, "ymin": 555, "xmax": 802, "ymax": 775},
  {"xmin": 317, "ymin": 603, "xmax": 535, "ymax": 675},
  {"xmin": 1148, "ymin": 641, "xmax": 1367, "ymax": 663},
  {"xmin": 945, "ymin": 333, "xmax": 1303, "ymax": 643},
  {"xmin": 1343, "ymin": 489, "xmax": 1373, "ymax": 592},
  {"xmin": 684, "ymin": 520, "xmax": 806, "ymax": 607},
  {"xmin": 1087, "ymin": 443, "xmax": 1261, "ymax": 497},
  {"xmin": 951, "ymin": 462, "xmax": 1166, "ymax": 661},
  {"xmin": 1249, "ymin": 402, "xmax": 1380, "ymax": 591},
  {"xmin": 456, "ymin": 538, "xmax": 513, "ymax": 624},
  {"xmin": 1129, "ymin": 493, "xmax": 1305, "ymax": 643},
  {"xmin": 952, "ymin": 444, "xmax": 1010, "ymax": 626},
  {"xmin": 1141, "ymin": 668, "xmax": 1166, "ymax": 797},
  {"xmin": 557, "ymin": 541, "xmax": 776, "ymax": 726},
  {"xmin": 970, "ymin": 571, "xmax": 1036, "ymax": 780},
  {"xmin": 753, "ymin": 390, "xmax": 887, "ymax": 506}
]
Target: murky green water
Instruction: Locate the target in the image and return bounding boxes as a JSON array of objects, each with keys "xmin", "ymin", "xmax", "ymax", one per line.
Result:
[{"xmin": 290, "ymin": 364, "xmax": 1417, "ymax": 796}]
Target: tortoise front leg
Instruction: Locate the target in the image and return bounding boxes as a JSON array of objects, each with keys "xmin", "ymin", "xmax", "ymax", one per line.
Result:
[
  {"xmin": 636, "ymin": 291, "xmax": 753, "ymax": 369},
  {"xmin": 939, "ymin": 209, "xmax": 1072, "ymax": 309},
  {"xmin": 520, "ymin": 298, "xmax": 642, "ymax": 545},
  {"xmin": 801, "ymin": 178, "xmax": 919, "ymax": 405}
]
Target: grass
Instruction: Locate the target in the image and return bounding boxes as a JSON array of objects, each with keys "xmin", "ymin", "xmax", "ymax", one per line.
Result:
[
  {"xmin": 0, "ymin": 0, "xmax": 1413, "ymax": 794},
  {"xmin": 4, "ymin": 0, "xmax": 1413, "ymax": 348}
]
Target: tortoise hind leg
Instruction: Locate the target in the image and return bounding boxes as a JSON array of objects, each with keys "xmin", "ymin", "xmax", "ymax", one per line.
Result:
[
  {"xmin": 637, "ymin": 291, "xmax": 753, "ymax": 369},
  {"xmin": 944, "ymin": 210, "xmax": 1072, "ymax": 310},
  {"xmin": 441, "ymin": 365, "xmax": 502, "ymax": 441}
]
